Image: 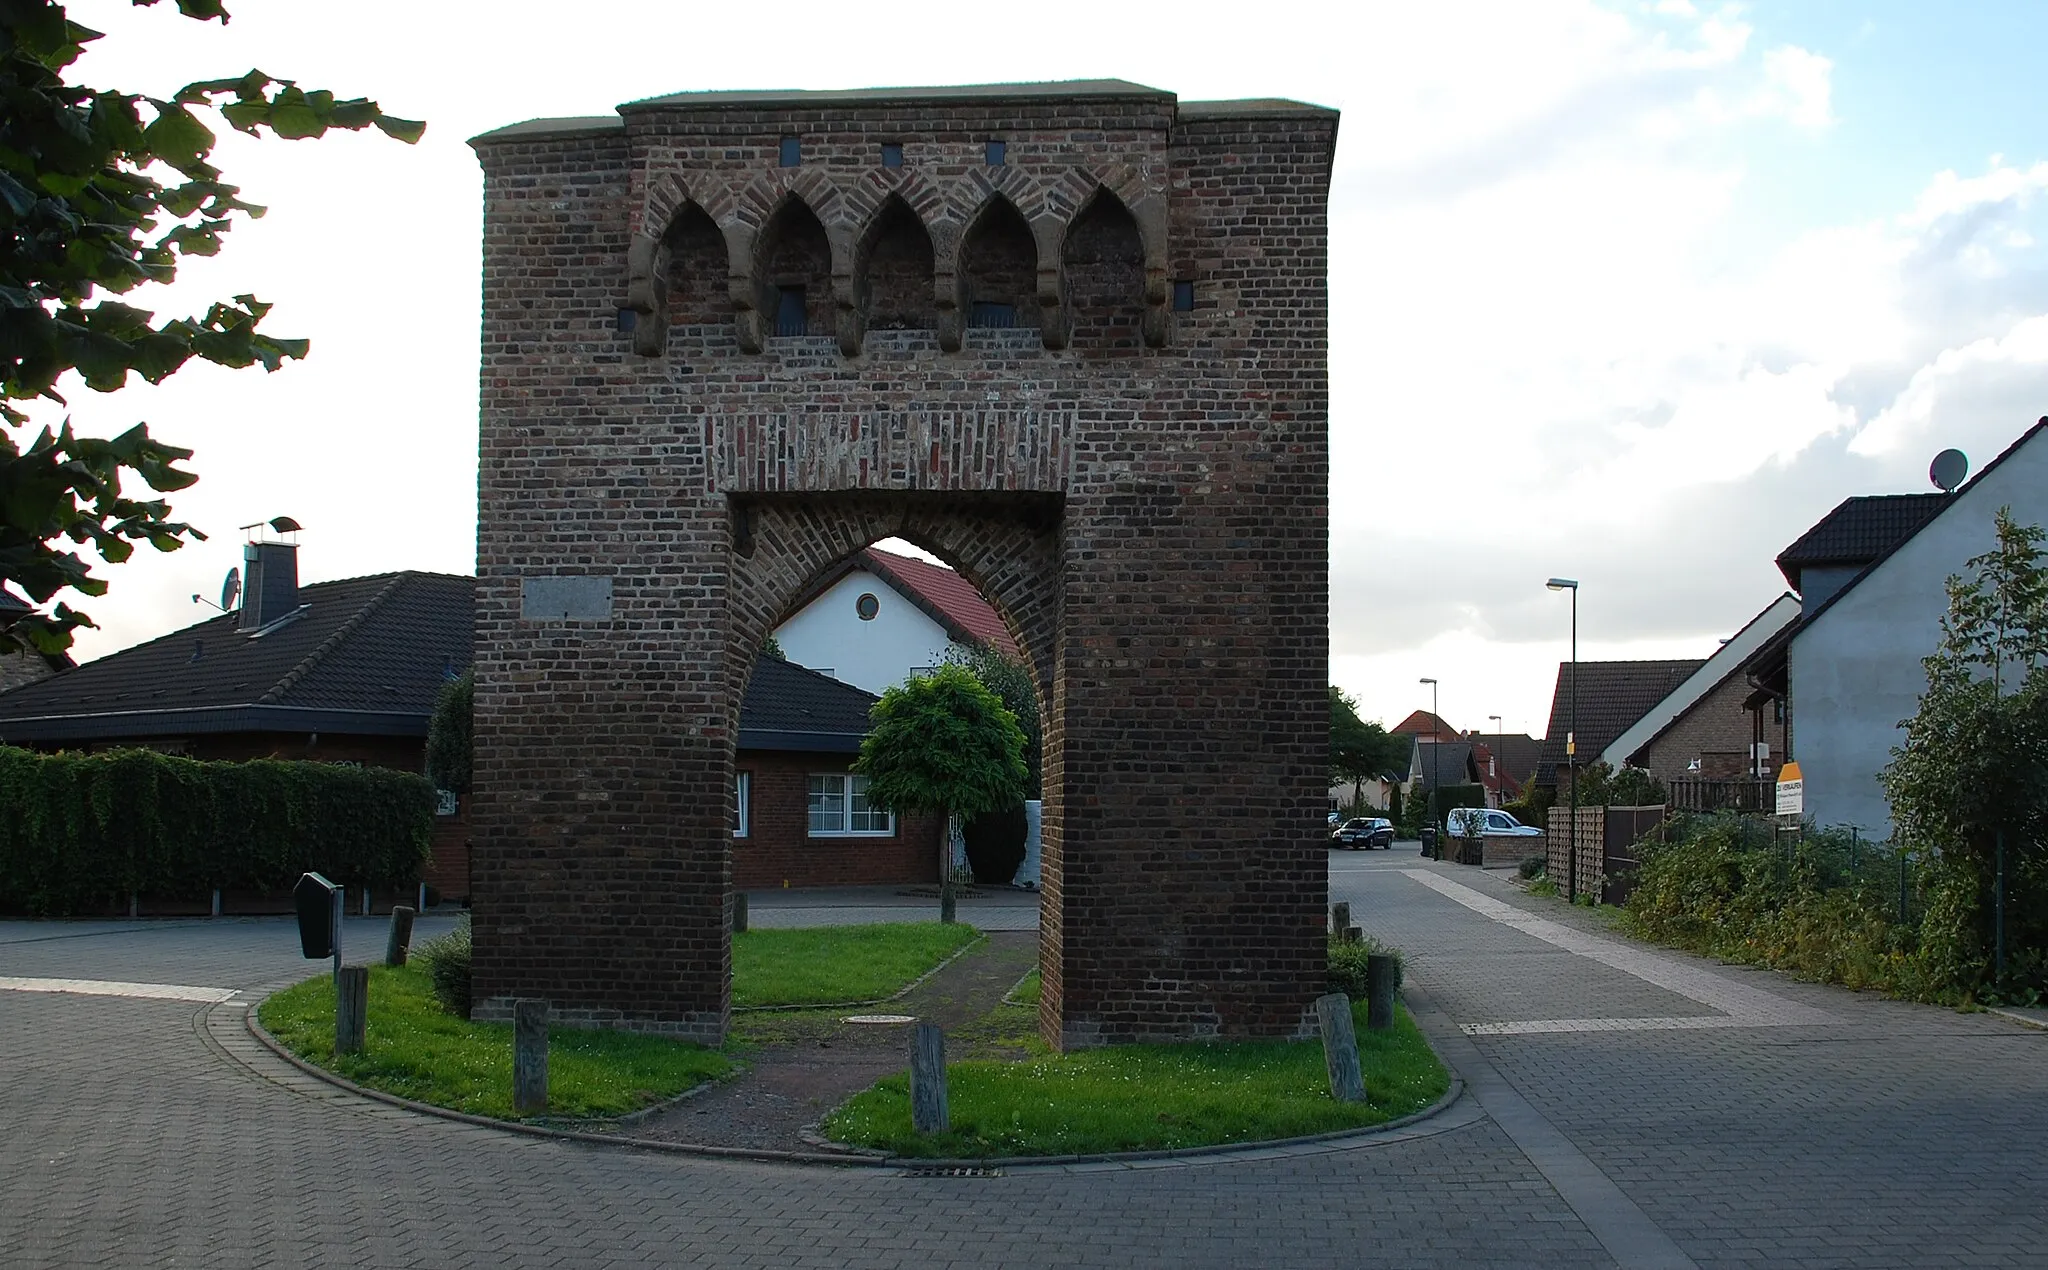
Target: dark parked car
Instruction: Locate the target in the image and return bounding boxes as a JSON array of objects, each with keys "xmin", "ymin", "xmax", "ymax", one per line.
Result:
[{"xmin": 1332, "ymin": 817, "xmax": 1395, "ymax": 850}]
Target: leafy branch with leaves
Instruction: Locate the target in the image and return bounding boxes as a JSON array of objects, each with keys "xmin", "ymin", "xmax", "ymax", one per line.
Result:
[{"xmin": 0, "ymin": 0, "xmax": 423, "ymax": 655}]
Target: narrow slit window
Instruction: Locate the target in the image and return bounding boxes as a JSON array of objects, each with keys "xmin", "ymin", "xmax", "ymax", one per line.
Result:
[
  {"xmin": 775, "ymin": 286, "xmax": 808, "ymax": 336},
  {"xmin": 880, "ymin": 142, "xmax": 903, "ymax": 168},
  {"xmin": 969, "ymin": 301, "xmax": 1018, "ymax": 329},
  {"xmin": 985, "ymin": 140, "xmax": 1007, "ymax": 167},
  {"xmin": 778, "ymin": 136, "xmax": 802, "ymax": 167},
  {"xmin": 1172, "ymin": 280, "xmax": 1195, "ymax": 312}
]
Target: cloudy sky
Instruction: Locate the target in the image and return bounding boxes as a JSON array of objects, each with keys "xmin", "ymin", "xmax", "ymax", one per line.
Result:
[{"xmin": 31, "ymin": 0, "xmax": 2048, "ymax": 739}]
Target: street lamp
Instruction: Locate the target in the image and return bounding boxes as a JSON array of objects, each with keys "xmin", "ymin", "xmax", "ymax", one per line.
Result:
[
  {"xmin": 1419, "ymin": 677, "xmax": 1438, "ymax": 857},
  {"xmin": 1547, "ymin": 578, "xmax": 1579, "ymax": 901},
  {"xmin": 1488, "ymin": 714, "xmax": 1503, "ymax": 807}
]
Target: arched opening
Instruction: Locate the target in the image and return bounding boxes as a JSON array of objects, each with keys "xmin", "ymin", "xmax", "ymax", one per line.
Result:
[
  {"xmin": 858, "ymin": 197, "xmax": 936, "ymax": 333},
  {"xmin": 959, "ymin": 195, "xmax": 1039, "ymax": 333},
  {"xmin": 723, "ymin": 496, "xmax": 1061, "ymax": 905},
  {"xmin": 1062, "ymin": 189, "xmax": 1145, "ymax": 349},
  {"xmin": 663, "ymin": 202, "xmax": 727, "ymax": 328},
  {"xmin": 754, "ymin": 196, "xmax": 833, "ymax": 340}
]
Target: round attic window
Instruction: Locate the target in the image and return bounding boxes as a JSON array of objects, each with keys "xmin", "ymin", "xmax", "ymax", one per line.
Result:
[{"xmin": 855, "ymin": 592, "xmax": 880, "ymax": 621}]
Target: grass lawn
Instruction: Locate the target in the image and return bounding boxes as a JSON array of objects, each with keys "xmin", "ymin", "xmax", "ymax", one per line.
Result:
[
  {"xmin": 732, "ymin": 922, "xmax": 980, "ymax": 1008},
  {"xmin": 823, "ymin": 1001, "xmax": 1448, "ymax": 1158},
  {"xmin": 257, "ymin": 963, "xmax": 732, "ymax": 1120}
]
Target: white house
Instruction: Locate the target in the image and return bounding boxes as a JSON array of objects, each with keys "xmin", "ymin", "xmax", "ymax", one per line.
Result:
[
  {"xmin": 1747, "ymin": 418, "xmax": 2048, "ymax": 837},
  {"xmin": 773, "ymin": 545, "xmax": 1021, "ymax": 695}
]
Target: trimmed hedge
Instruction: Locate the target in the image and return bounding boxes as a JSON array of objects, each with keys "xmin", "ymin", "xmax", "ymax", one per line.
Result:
[{"xmin": 0, "ymin": 746, "xmax": 436, "ymax": 916}]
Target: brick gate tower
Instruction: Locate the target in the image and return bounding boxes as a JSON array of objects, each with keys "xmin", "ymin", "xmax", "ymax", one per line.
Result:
[{"xmin": 469, "ymin": 81, "xmax": 1337, "ymax": 1047}]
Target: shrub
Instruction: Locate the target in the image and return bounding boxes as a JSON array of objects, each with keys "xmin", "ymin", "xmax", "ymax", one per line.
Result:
[
  {"xmin": 960, "ymin": 804, "xmax": 1029, "ymax": 884},
  {"xmin": 0, "ymin": 746, "xmax": 436, "ymax": 916},
  {"xmin": 1518, "ymin": 855, "xmax": 1546, "ymax": 880},
  {"xmin": 415, "ymin": 915, "xmax": 473, "ymax": 1019},
  {"xmin": 1326, "ymin": 934, "xmax": 1403, "ymax": 997}
]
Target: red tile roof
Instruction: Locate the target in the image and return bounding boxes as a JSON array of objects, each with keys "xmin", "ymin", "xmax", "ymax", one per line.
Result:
[
  {"xmin": 1392, "ymin": 709, "xmax": 1458, "ymax": 740},
  {"xmin": 861, "ymin": 547, "xmax": 1021, "ymax": 658}
]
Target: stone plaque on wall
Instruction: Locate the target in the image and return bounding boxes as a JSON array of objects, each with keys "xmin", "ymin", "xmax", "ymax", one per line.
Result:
[{"xmin": 520, "ymin": 575, "xmax": 613, "ymax": 621}]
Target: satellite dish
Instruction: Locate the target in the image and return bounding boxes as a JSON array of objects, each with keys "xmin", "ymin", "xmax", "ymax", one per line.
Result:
[
  {"xmin": 1930, "ymin": 448, "xmax": 1969, "ymax": 493},
  {"xmin": 221, "ymin": 567, "xmax": 242, "ymax": 612}
]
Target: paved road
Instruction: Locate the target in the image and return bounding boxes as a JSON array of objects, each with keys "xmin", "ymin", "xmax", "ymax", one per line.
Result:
[{"xmin": 2, "ymin": 857, "xmax": 2043, "ymax": 1267}]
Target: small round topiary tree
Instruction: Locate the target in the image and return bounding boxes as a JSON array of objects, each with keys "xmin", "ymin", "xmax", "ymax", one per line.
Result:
[{"xmin": 855, "ymin": 665, "xmax": 1029, "ymax": 920}]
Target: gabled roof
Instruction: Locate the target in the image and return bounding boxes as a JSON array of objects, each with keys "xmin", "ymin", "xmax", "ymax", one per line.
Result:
[
  {"xmin": 1412, "ymin": 740, "xmax": 1480, "ymax": 791},
  {"xmin": 0, "ymin": 572, "xmax": 473, "ymax": 742},
  {"xmin": 1601, "ymin": 595, "xmax": 1801, "ymax": 768},
  {"xmin": 1776, "ymin": 494, "xmax": 1948, "ymax": 591},
  {"xmin": 787, "ymin": 546, "xmax": 1022, "ymax": 659},
  {"xmin": 1745, "ymin": 417, "xmax": 2048, "ymax": 689},
  {"xmin": 1533, "ymin": 659, "xmax": 1706, "ymax": 786},
  {"xmin": 1391, "ymin": 709, "xmax": 1458, "ymax": 740},
  {"xmin": 1490, "ymin": 734, "xmax": 1544, "ymax": 787},
  {"xmin": 738, "ymin": 656, "xmax": 884, "ymax": 754}
]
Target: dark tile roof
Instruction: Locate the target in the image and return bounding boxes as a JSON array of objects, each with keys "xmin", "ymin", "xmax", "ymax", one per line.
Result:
[
  {"xmin": 1747, "ymin": 417, "xmax": 2048, "ymax": 686},
  {"xmin": 0, "ymin": 572, "xmax": 474, "ymax": 742},
  {"xmin": 737, "ymin": 656, "xmax": 883, "ymax": 753},
  {"xmin": 0, "ymin": 587, "xmax": 25, "ymax": 614},
  {"xmin": 1482, "ymin": 733, "xmax": 1545, "ymax": 787},
  {"xmin": 1776, "ymin": 493, "xmax": 1948, "ymax": 590},
  {"xmin": 1533, "ymin": 659, "xmax": 1706, "ymax": 787},
  {"xmin": 1413, "ymin": 741, "xmax": 1479, "ymax": 791}
]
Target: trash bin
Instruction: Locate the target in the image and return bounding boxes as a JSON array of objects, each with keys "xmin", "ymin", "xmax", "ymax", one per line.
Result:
[{"xmin": 1419, "ymin": 826, "xmax": 1437, "ymax": 860}]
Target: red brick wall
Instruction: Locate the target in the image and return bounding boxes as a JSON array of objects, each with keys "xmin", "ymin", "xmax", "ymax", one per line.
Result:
[
  {"xmin": 470, "ymin": 88, "xmax": 1335, "ymax": 1045},
  {"xmin": 1634, "ymin": 671, "xmax": 1777, "ymax": 785},
  {"xmin": 732, "ymin": 751, "xmax": 941, "ymax": 889}
]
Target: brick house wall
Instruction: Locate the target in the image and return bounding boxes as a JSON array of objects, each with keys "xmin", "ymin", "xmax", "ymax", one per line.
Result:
[
  {"xmin": 469, "ymin": 85, "xmax": 1335, "ymax": 1046},
  {"xmin": 732, "ymin": 750, "xmax": 942, "ymax": 890},
  {"xmin": 1633, "ymin": 671, "xmax": 1780, "ymax": 786}
]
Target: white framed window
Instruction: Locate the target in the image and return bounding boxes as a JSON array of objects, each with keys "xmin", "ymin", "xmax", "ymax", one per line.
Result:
[
  {"xmin": 808, "ymin": 773, "xmax": 894, "ymax": 836},
  {"xmin": 733, "ymin": 771, "xmax": 751, "ymax": 838}
]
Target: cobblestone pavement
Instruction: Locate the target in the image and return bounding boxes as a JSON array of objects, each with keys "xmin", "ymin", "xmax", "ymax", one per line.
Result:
[{"xmin": 2, "ymin": 860, "xmax": 2043, "ymax": 1267}]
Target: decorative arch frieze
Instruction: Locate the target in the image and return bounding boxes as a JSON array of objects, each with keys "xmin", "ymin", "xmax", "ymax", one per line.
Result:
[{"xmin": 623, "ymin": 161, "xmax": 1173, "ymax": 359}]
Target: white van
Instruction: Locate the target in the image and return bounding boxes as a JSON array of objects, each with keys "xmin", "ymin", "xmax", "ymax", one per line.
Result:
[{"xmin": 1446, "ymin": 808, "xmax": 1542, "ymax": 839}]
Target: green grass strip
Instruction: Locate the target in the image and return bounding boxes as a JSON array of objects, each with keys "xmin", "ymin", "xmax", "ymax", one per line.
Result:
[
  {"xmin": 733, "ymin": 921, "xmax": 980, "ymax": 1008},
  {"xmin": 257, "ymin": 963, "xmax": 731, "ymax": 1119},
  {"xmin": 824, "ymin": 1001, "xmax": 1448, "ymax": 1158}
]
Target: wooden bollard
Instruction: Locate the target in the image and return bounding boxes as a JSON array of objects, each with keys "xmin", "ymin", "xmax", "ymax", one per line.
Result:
[
  {"xmin": 335, "ymin": 965, "xmax": 369, "ymax": 1056},
  {"xmin": 910, "ymin": 1021, "xmax": 949, "ymax": 1133},
  {"xmin": 1365, "ymin": 953, "xmax": 1398, "ymax": 1031},
  {"xmin": 384, "ymin": 905, "xmax": 416, "ymax": 966},
  {"xmin": 1314, "ymin": 992, "xmax": 1366, "ymax": 1103},
  {"xmin": 1330, "ymin": 901, "xmax": 1350, "ymax": 935},
  {"xmin": 1343, "ymin": 926, "xmax": 1362, "ymax": 944},
  {"xmin": 733, "ymin": 892, "xmax": 748, "ymax": 934},
  {"xmin": 513, "ymin": 998, "xmax": 549, "ymax": 1114}
]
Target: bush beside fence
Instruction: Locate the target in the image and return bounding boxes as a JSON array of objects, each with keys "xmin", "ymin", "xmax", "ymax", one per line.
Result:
[
  {"xmin": 1616, "ymin": 811, "xmax": 2004, "ymax": 1002},
  {"xmin": 0, "ymin": 746, "xmax": 436, "ymax": 916}
]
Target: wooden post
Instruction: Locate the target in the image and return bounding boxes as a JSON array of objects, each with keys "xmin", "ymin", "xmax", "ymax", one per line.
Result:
[
  {"xmin": 1365, "ymin": 954, "xmax": 1398, "ymax": 1031},
  {"xmin": 128, "ymin": 893, "xmax": 138, "ymax": 919},
  {"xmin": 1314, "ymin": 992, "xmax": 1366, "ymax": 1103},
  {"xmin": 335, "ymin": 965, "xmax": 369, "ymax": 1056},
  {"xmin": 210, "ymin": 889, "xmax": 222, "ymax": 918},
  {"xmin": 384, "ymin": 906, "xmax": 416, "ymax": 966},
  {"xmin": 909, "ymin": 1021, "xmax": 949, "ymax": 1133},
  {"xmin": 513, "ymin": 998, "xmax": 549, "ymax": 1114},
  {"xmin": 733, "ymin": 891, "xmax": 748, "ymax": 934},
  {"xmin": 1329, "ymin": 901, "xmax": 1350, "ymax": 935},
  {"xmin": 1343, "ymin": 925, "xmax": 1362, "ymax": 944}
]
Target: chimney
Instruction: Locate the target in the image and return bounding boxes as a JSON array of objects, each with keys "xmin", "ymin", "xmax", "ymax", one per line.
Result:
[{"xmin": 239, "ymin": 540, "xmax": 301, "ymax": 631}]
